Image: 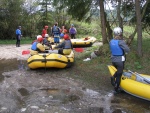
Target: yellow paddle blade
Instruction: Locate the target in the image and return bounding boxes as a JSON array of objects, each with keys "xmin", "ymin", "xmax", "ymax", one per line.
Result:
[{"xmin": 107, "ymin": 65, "xmax": 117, "ymax": 76}]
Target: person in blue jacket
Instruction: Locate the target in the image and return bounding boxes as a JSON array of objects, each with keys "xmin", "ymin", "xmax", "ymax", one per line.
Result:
[
  {"xmin": 16, "ymin": 26, "xmax": 22, "ymax": 47},
  {"xmin": 109, "ymin": 27, "xmax": 130, "ymax": 92}
]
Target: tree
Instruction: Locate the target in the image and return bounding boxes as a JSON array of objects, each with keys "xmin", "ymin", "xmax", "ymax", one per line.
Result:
[
  {"xmin": 135, "ymin": 0, "xmax": 142, "ymax": 57},
  {"xmin": 99, "ymin": 0, "xmax": 107, "ymax": 44}
]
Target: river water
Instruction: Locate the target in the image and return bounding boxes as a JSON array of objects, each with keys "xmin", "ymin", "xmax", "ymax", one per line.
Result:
[{"xmin": 0, "ymin": 59, "xmax": 150, "ymax": 113}]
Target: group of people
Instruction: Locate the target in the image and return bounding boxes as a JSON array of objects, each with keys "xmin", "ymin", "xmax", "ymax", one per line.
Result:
[
  {"xmin": 30, "ymin": 25, "xmax": 73, "ymax": 56},
  {"xmin": 15, "ymin": 24, "xmax": 130, "ymax": 93},
  {"xmin": 42, "ymin": 23, "xmax": 77, "ymax": 45},
  {"xmin": 15, "ymin": 23, "xmax": 77, "ymax": 47}
]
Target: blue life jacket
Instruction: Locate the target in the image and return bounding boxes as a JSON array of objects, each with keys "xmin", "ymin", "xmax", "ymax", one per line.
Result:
[
  {"xmin": 64, "ymin": 40, "xmax": 72, "ymax": 49},
  {"xmin": 52, "ymin": 26, "xmax": 60, "ymax": 35},
  {"xmin": 110, "ymin": 39, "xmax": 123, "ymax": 56},
  {"xmin": 31, "ymin": 42, "xmax": 38, "ymax": 50}
]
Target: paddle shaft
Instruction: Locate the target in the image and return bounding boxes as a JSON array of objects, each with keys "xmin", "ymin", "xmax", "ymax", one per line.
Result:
[{"xmin": 128, "ymin": 70, "xmax": 150, "ymax": 84}]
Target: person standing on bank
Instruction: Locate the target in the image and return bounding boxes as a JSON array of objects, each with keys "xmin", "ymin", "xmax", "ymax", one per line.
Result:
[
  {"xmin": 52, "ymin": 22, "xmax": 61, "ymax": 45},
  {"xmin": 42, "ymin": 25, "xmax": 48, "ymax": 38},
  {"xmin": 69, "ymin": 24, "xmax": 77, "ymax": 39},
  {"xmin": 109, "ymin": 27, "xmax": 130, "ymax": 92},
  {"xmin": 16, "ymin": 26, "xmax": 22, "ymax": 47}
]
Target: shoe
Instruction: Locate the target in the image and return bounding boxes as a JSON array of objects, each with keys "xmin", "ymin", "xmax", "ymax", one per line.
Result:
[
  {"xmin": 111, "ymin": 76, "xmax": 115, "ymax": 86},
  {"xmin": 83, "ymin": 58, "xmax": 91, "ymax": 61}
]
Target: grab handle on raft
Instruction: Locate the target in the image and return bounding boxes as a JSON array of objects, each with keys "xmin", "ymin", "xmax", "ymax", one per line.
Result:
[{"xmin": 128, "ymin": 70, "xmax": 150, "ymax": 84}]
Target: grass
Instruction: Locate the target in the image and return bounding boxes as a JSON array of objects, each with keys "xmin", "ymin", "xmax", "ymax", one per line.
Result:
[{"xmin": 0, "ymin": 37, "xmax": 33, "ymax": 44}]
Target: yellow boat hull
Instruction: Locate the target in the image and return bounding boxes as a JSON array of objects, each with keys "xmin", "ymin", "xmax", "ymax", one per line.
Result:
[
  {"xmin": 108, "ymin": 65, "xmax": 150, "ymax": 101},
  {"xmin": 27, "ymin": 51, "xmax": 74, "ymax": 69},
  {"xmin": 48, "ymin": 36, "xmax": 97, "ymax": 47}
]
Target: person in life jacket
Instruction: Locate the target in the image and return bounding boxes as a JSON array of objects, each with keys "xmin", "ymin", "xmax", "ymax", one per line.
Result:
[
  {"xmin": 54, "ymin": 34, "xmax": 73, "ymax": 55},
  {"xmin": 30, "ymin": 36, "xmax": 45, "ymax": 55},
  {"xmin": 16, "ymin": 26, "xmax": 22, "ymax": 47},
  {"xmin": 43, "ymin": 34, "xmax": 52, "ymax": 50},
  {"xmin": 31, "ymin": 35, "xmax": 42, "ymax": 44},
  {"xmin": 109, "ymin": 27, "xmax": 130, "ymax": 93},
  {"xmin": 69, "ymin": 24, "xmax": 77, "ymax": 39},
  {"xmin": 42, "ymin": 25, "xmax": 48, "ymax": 38},
  {"xmin": 52, "ymin": 22, "xmax": 61, "ymax": 45}
]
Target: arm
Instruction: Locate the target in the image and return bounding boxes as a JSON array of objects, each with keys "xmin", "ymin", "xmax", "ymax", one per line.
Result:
[
  {"xmin": 55, "ymin": 41, "xmax": 65, "ymax": 48},
  {"xmin": 119, "ymin": 40, "xmax": 130, "ymax": 54},
  {"xmin": 37, "ymin": 43, "xmax": 45, "ymax": 52}
]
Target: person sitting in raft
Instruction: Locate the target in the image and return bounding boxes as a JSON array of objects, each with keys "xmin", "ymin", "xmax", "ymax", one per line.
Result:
[
  {"xmin": 43, "ymin": 34, "xmax": 52, "ymax": 50},
  {"xmin": 32, "ymin": 35, "xmax": 42, "ymax": 44},
  {"xmin": 30, "ymin": 36, "xmax": 45, "ymax": 55},
  {"xmin": 54, "ymin": 34, "xmax": 73, "ymax": 55}
]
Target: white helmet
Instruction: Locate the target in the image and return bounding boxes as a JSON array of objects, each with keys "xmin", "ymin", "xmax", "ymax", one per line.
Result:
[
  {"xmin": 45, "ymin": 34, "xmax": 49, "ymax": 38},
  {"xmin": 113, "ymin": 27, "xmax": 122, "ymax": 36},
  {"xmin": 37, "ymin": 35, "xmax": 42, "ymax": 39}
]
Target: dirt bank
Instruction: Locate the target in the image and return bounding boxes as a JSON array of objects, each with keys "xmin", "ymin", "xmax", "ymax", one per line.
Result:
[{"xmin": 0, "ymin": 44, "xmax": 30, "ymax": 60}]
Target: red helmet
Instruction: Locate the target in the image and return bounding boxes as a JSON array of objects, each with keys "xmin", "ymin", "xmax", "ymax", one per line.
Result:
[
  {"xmin": 37, "ymin": 37, "xmax": 43, "ymax": 42},
  {"xmin": 64, "ymin": 34, "xmax": 70, "ymax": 40},
  {"xmin": 45, "ymin": 25, "xmax": 48, "ymax": 29}
]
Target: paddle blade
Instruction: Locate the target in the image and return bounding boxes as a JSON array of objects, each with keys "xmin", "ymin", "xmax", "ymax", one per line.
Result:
[
  {"xmin": 22, "ymin": 50, "xmax": 30, "ymax": 55},
  {"xmin": 74, "ymin": 48, "xmax": 84, "ymax": 52}
]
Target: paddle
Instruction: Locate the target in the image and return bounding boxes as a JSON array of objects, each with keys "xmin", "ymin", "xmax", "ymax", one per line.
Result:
[
  {"xmin": 74, "ymin": 48, "xmax": 84, "ymax": 52},
  {"xmin": 22, "ymin": 50, "xmax": 30, "ymax": 55},
  {"xmin": 128, "ymin": 70, "xmax": 150, "ymax": 84}
]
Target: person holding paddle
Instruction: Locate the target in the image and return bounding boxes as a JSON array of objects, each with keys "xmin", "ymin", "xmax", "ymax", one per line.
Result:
[
  {"xmin": 43, "ymin": 34, "xmax": 52, "ymax": 50},
  {"xmin": 109, "ymin": 27, "xmax": 130, "ymax": 92}
]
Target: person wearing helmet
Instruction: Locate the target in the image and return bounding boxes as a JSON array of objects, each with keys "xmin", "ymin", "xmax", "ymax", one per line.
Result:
[
  {"xmin": 42, "ymin": 25, "xmax": 48, "ymax": 38},
  {"xmin": 31, "ymin": 35, "xmax": 42, "ymax": 44},
  {"xmin": 15, "ymin": 26, "xmax": 22, "ymax": 47},
  {"xmin": 54, "ymin": 34, "xmax": 73, "ymax": 55},
  {"xmin": 69, "ymin": 24, "xmax": 77, "ymax": 39},
  {"xmin": 43, "ymin": 34, "xmax": 52, "ymax": 50},
  {"xmin": 52, "ymin": 22, "xmax": 61, "ymax": 45},
  {"xmin": 109, "ymin": 27, "xmax": 130, "ymax": 93},
  {"xmin": 30, "ymin": 36, "xmax": 45, "ymax": 55}
]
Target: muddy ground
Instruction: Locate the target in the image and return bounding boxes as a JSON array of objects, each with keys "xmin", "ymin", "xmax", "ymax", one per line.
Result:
[{"xmin": 0, "ymin": 44, "xmax": 150, "ymax": 113}]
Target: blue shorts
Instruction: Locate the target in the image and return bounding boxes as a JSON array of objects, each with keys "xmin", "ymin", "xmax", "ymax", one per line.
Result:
[{"xmin": 54, "ymin": 37, "xmax": 60, "ymax": 43}]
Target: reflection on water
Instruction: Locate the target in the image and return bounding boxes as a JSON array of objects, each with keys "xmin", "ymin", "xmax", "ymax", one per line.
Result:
[
  {"xmin": 0, "ymin": 59, "xmax": 27, "ymax": 71},
  {"xmin": 0, "ymin": 59, "xmax": 27, "ymax": 82},
  {"xmin": 0, "ymin": 59, "xmax": 150, "ymax": 113}
]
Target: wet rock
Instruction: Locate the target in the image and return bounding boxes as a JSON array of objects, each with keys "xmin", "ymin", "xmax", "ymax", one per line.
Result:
[{"xmin": 18, "ymin": 88, "xmax": 29, "ymax": 97}]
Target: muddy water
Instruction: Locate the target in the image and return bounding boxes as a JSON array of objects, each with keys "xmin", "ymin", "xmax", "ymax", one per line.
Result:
[{"xmin": 0, "ymin": 59, "xmax": 150, "ymax": 113}]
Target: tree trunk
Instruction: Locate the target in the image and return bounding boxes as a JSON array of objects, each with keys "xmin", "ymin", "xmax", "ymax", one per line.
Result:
[
  {"xmin": 99, "ymin": 0, "xmax": 107, "ymax": 44},
  {"xmin": 117, "ymin": 0, "xmax": 123, "ymax": 31},
  {"xmin": 135, "ymin": 0, "xmax": 142, "ymax": 57}
]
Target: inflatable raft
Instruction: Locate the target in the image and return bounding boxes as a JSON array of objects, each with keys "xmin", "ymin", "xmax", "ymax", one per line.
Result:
[
  {"xmin": 27, "ymin": 50, "xmax": 74, "ymax": 69},
  {"xmin": 108, "ymin": 65, "xmax": 150, "ymax": 101},
  {"xmin": 48, "ymin": 36, "xmax": 97, "ymax": 47}
]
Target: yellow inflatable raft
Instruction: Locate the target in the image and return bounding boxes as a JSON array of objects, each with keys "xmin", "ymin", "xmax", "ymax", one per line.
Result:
[
  {"xmin": 108, "ymin": 65, "xmax": 150, "ymax": 101},
  {"xmin": 48, "ymin": 36, "xmax": 97, "ymax": 47},
  {"xmin": 27, "ymin": 50, "xmax": 74, "ymax": 69}
]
